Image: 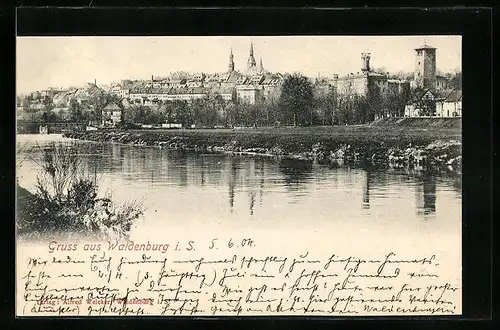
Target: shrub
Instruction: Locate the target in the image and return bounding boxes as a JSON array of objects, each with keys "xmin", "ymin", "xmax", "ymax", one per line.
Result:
[{"xmin": 16, "ymin": 142, "xmax": 144, "ymax": 240}]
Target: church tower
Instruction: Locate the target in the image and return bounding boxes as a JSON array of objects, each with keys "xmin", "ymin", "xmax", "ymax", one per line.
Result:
[
  {"xmin": 414, "ymin": 44, "xmax": 437, "ymax": 89},
  {"xmin": 258, "ymin": 57, "xmax": 264, "ymax": 73},
  {"xmin": 247, "ymin": 42, "xmax": 257, "ymax": 70},
  {"xmin": 228, "ymin": 48, "xmax": 235, "ymax": 73}
]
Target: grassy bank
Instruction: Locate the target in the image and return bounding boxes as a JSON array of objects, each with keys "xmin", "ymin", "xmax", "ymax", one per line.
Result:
[{"xmin": 64, "ymin": 125, "xmax": 462, "ymax": 173}]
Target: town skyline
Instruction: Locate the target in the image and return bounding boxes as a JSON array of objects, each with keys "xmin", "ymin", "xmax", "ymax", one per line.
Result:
[{"xmin": 16, "ymin": 36, "xmax": 461, "ymax": 95}]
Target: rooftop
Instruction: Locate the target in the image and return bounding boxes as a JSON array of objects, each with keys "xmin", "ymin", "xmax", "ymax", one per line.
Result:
[
  {"xmin": 445, "ymin": 89, "xmax": 462, "ymax": 102},
  {"xmin": 103, "ymin": 102, "xmax": 121, "ymax": 110},
  {"xmin": 415, "ymin": 44, "xmax": 437, "ymax": 50}
]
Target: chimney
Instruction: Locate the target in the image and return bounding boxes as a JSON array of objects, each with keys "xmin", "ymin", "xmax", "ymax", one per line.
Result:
[
  {"xmin": 94, "ymin": 79, "xmax": 97, "ymax": 86},
  {"xmin": 361, "ymin": 52, "xmax": 371, "ymax": 72}
]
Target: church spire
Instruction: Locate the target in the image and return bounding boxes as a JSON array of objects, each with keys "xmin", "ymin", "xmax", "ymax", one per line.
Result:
[
  {"xmin": 247, "ymin": 42, "xmax": 256, "ymax": 70},
  {"xmin": 228, "ymin": 47, "xmax": 234, "ymax": 73},
  {"xmin": 259, "ymin": 57, "xmax": 264, "ymax": 72}
]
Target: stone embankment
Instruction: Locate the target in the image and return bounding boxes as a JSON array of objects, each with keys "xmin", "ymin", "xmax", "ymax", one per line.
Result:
[{"xmin": 64, "ymin": 130, "xmax": 462, "ymax": 173}]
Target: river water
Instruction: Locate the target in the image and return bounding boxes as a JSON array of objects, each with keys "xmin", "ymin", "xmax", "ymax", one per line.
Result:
[{"xmin": 16, "ymin": 134, "xmax": 462, "ymax": 256}]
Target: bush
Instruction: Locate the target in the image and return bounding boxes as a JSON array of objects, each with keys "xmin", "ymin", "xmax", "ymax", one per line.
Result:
[
  {"xmin": 16, "ymin": 142, "xmax": 144, "ymax": 240},
  {"xmin": 117, "ymin": 121, "xmax": 141, "ymax": 130}
]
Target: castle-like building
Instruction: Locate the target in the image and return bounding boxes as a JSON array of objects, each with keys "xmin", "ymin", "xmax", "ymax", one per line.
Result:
[
  {"xmin": 326, "ymin": 43, "xmax": 461, "ymax": 118},
  {"xmin": 332, "ymin": 52, "xmax": 410, "ymax": 101}
]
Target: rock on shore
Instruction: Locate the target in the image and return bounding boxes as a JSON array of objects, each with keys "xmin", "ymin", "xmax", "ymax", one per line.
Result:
[{"xmin": 64, "ymin": 130, "xmax": 462, "ymax": 173}]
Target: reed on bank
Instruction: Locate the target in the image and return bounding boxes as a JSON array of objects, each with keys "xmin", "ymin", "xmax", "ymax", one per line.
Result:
[{"xmin": 16, "ymin": 142, "xmax": 144, "ymax": 240}]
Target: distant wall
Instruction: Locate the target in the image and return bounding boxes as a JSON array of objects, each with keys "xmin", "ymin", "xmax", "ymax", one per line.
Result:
[
  {"xmin": 17, "ymin": 122, "xmax": 39, "ymax": 134},
  {"xmin": 17, "ymin": 122, "xmax": 77, "ymax": 134},
  {"xmin": 370, "ymin": 117, "xmax": 461, "ymax": 129}
]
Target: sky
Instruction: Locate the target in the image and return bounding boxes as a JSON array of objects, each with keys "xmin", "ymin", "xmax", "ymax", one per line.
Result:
[{"xmin": 16, "ymin": 36, "xmax": 461, "ymax": 95}]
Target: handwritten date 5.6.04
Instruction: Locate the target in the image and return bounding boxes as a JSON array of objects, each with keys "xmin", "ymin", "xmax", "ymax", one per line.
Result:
[{"xmin": 208, "ymin": 238, "xmax": 255, "ymax": 250}]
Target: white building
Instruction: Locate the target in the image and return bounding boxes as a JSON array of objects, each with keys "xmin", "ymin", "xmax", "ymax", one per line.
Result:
[
  {"xmin": 405, "ymin": 89, "xmax": 462, "ymax": 118},
  {"xmin": 236, "ymin": 84, "xmax": 263, "ymax": 105},
  {"xmin": 101, "ymin": 102, "xmax": 122, "ymax": 127},
  {"xmin": 436, "ymin": 89, "xmax": 462, "ymax": 117},
  {"xmin": 404, "ymin": 89, "xmax": 437, "ymax": 117}
]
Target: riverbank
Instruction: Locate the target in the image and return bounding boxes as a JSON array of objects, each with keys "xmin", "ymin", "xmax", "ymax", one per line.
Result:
[{"xmin": 63, "ymin": 126, "xmax": 462, "ymax": 173}]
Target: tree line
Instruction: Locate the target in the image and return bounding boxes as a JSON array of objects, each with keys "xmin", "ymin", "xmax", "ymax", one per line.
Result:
[
  {"xmin": 21, "ymin": 73, "xmax": 444, "ymax": 127},
  {"xmin": 18, "ymin": 93, "xmax": 123, "ymax": 124},
  {"xmin": 121, "ymin": 74, "xmax": 412, "ymax": 127}
]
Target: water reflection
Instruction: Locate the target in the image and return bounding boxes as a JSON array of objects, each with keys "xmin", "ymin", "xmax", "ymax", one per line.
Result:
[
  {"xmin": 228, "ymin": 157, "xmax": 236, "ymax": 212},
  {"xmin": 16, "ymin": 139, "xmax": 461, "ymax": 226},
  {"xmin": 278, "ymin": 159, "xmax": 313, "ymax": 204},
  {"xmin": 259, "ymin": 161, "xmax": 265, "ymax": 206},
  {"xmin": 279, "ymin": 159, "xmax": 313, "ymax": 187},
  {"xmin": 416, "ymin": 175, "xmax": 437, "ymax": 216},
  {"xmin": 363, "ymin": 170, "xmax": 371, "ymax": 209}
]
